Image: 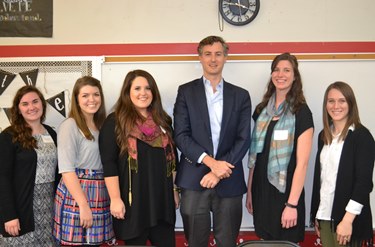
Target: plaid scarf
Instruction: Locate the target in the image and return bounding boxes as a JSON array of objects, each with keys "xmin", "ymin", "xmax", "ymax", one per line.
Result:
[
  {"xmin": 126, "ymin": 113, "xmax": 176, "ymax": 206},
  {"xmin": 248, "ymin": 94, "xmax": 295, "ymax": 193},
  {"xmin": 127, "ymin": 113, "xmax": 175, "ymax": 176}
]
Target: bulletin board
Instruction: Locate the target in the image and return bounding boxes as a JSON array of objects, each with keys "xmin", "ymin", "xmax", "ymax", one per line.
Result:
[{"xmin": 0, "ymin": 57, "xmax": 102, "ymax": 132}]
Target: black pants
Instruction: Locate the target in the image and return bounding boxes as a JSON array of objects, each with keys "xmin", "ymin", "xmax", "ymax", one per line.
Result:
[
  {"xmin": 124, "ymin": 220, "xmax": 175, "ymax": 247},
  {"xmin": 180, "ymin": 188, "xmax": 243, "ymax": 247}
]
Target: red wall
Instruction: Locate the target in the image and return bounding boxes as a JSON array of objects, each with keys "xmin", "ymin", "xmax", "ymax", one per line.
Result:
[{"xmin": 1, "ymin": 42, "xmax": 375, "ymax": 57}]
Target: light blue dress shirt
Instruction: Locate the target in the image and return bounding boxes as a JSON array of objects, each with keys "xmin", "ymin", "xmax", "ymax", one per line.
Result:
[{"xmin": 197, "ymin": 77, "xmax": 224, "ymax": 163}]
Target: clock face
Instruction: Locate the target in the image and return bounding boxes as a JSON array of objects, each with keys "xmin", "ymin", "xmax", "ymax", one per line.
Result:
[{"xmin": 219, "ymin": 0, "xmax": 260, "ymax": 26}]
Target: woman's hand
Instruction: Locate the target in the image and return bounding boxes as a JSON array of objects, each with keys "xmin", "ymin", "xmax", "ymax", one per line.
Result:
[
  {"xmin": 62, "ymin": 172, "xmax": 93, "ymax": 228},
  {"xmin": 110, "ymin": 197, "xmax": 126, "ymax": 219},
  {"xmin": 173, "ymin": 190, "xmax": 180, "ymax": 209},
  {"xmin": 281, "ymin": 206, "xmax": 297, "ymax": 229},
  {"xmin": 336, "ymin": 218, "xmax": 353, "ymax": 245},
  {"xmin": 79, "ymin": 204, "xmax": 93, "ymax": 228},
  {"xmin": 245, "ymin": 191, "xmax": 253, "ymax": 215},
  {"xmin": 314, "ymin": 219, "xmax": 320, "ymax": 237},
  {"xmin": 4, "ymin": 219, "xmax": 21, "ymax": 236},
  {"xmin": 246, "ymin": 167, "xmax": 254, "ymax": 215}
]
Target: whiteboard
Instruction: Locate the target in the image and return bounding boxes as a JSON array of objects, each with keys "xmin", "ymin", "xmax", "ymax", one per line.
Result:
[{"xmin": 101, "ymin": 59, "xmax": 375, "ymax": 230}]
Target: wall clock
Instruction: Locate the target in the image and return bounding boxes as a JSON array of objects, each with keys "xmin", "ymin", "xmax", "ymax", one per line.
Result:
[{"xmin": 219, "ymin": 0, "xmax": 260, "ymax": 26}]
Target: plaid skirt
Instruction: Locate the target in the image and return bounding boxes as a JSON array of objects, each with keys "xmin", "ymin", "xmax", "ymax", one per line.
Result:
[{"xmin": 53, "ymin": 168, "xmax": 115, "ymax": 245}]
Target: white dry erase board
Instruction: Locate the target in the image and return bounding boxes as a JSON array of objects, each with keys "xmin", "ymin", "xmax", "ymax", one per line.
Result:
[{"xmin": 101, "ymin": 56, "xmax": 375, "ymax": 230}]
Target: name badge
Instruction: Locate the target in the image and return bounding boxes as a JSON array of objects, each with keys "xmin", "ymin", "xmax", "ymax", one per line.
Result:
[
  {"xmin": 41, "ymin": 135, "xmax": 54, "ymax": 144},
  {"xmin": 274, "ymin": 130, "xmax": 288, "ymax": 140}
]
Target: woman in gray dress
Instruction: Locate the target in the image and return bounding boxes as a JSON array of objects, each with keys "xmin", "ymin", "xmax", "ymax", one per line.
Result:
[{"xmin": 0, "ymin": 86, "xmax": 58, "ymax": 246}]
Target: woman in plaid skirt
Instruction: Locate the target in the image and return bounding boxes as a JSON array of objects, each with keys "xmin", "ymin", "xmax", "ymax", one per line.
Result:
[{"xmin": 53, "ymin": 76, "xmax": 115, "ymax": 246}]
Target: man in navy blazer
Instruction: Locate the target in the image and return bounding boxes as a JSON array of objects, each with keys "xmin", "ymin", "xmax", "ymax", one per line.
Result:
[{"xmin": 173, "ymin": 36, "xmax": 251, "ymax": 247}]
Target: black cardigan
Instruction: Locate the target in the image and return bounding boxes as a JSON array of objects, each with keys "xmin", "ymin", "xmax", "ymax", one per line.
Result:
[
  {"xmin": 311, "ymin": 126, "xmax": 375, "ymax": 243},
  {"xmin": 0, "ymin": 124, "xmax": 57, "ymax": 237}
]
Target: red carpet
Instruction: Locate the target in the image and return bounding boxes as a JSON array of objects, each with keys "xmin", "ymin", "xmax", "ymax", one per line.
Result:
[
  {"xmin": 105, "ymin": 230, "xmax": 375, "ymax": 246},
  {"xmin": 107, "ymin": 231, "xmax": 323, "ymax": 246}
]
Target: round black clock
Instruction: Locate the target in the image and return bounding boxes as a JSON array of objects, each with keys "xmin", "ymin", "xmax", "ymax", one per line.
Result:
[{"xmin": 219, "ymin": 0, "xmax": 260, "ymax": 26}]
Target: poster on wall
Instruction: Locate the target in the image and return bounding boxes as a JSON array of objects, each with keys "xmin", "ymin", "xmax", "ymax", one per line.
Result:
[
  {"xmin": 0, "ymin": 59, "xmax": 96, "ymax": 132},
  {"xmin": 0, "ymin": 0, "xmax": 53, "ymax": 37}
]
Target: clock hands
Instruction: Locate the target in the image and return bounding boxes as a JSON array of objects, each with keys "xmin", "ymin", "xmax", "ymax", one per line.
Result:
[
  {"xmin": 236, "ymin": 0, "xmax": 245, "ymax": 18},
  {"xmin": 224, "ymin": 1, "xmax": 250, "ymax": 11}
]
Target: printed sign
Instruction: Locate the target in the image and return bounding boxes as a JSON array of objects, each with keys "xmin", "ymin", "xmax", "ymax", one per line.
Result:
[{"xmin": 0, "ymin": 0, "xmax": 53, "ymax": 37}]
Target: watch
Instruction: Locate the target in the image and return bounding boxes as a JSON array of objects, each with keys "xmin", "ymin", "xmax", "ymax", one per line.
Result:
[{"xmin": 219, "ymin": 0, "xmax": 260, "ymax": 26}]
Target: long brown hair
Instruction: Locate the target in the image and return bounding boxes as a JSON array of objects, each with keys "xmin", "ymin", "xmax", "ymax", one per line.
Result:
[
  {"xmin": 255, "ymin": 53, "xmax": 306, "ymax": 114},
  {"xmin": 69, "ymin": 76, "xmax": 106, "ymax": 140},
  {"xmin": 114, "ymin": 69, "xmax": 173, "ymax": 155},
  {"xmin": 322, "ymin": 81, "xmax": 361, "ymax": 144},
  {"xmin": 8, "ymin": 86, "xmax": 46, "ymax": 149}
]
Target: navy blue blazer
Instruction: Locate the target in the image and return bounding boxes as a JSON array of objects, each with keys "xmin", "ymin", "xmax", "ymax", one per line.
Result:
[{"xmin": 173, "ymin": 77, "xmax": 251, "ymax": 197}]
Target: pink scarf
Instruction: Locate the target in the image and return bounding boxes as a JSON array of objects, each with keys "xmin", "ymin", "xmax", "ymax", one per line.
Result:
[{"xmin": 127, "ymin": 113, "xmax": 175, "ymax": 177}]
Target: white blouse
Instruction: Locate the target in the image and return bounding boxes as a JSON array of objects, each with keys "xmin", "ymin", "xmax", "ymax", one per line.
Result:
[{"xmin": 316, "ymin": 125, "xmax": 363, "ymax": 220}]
